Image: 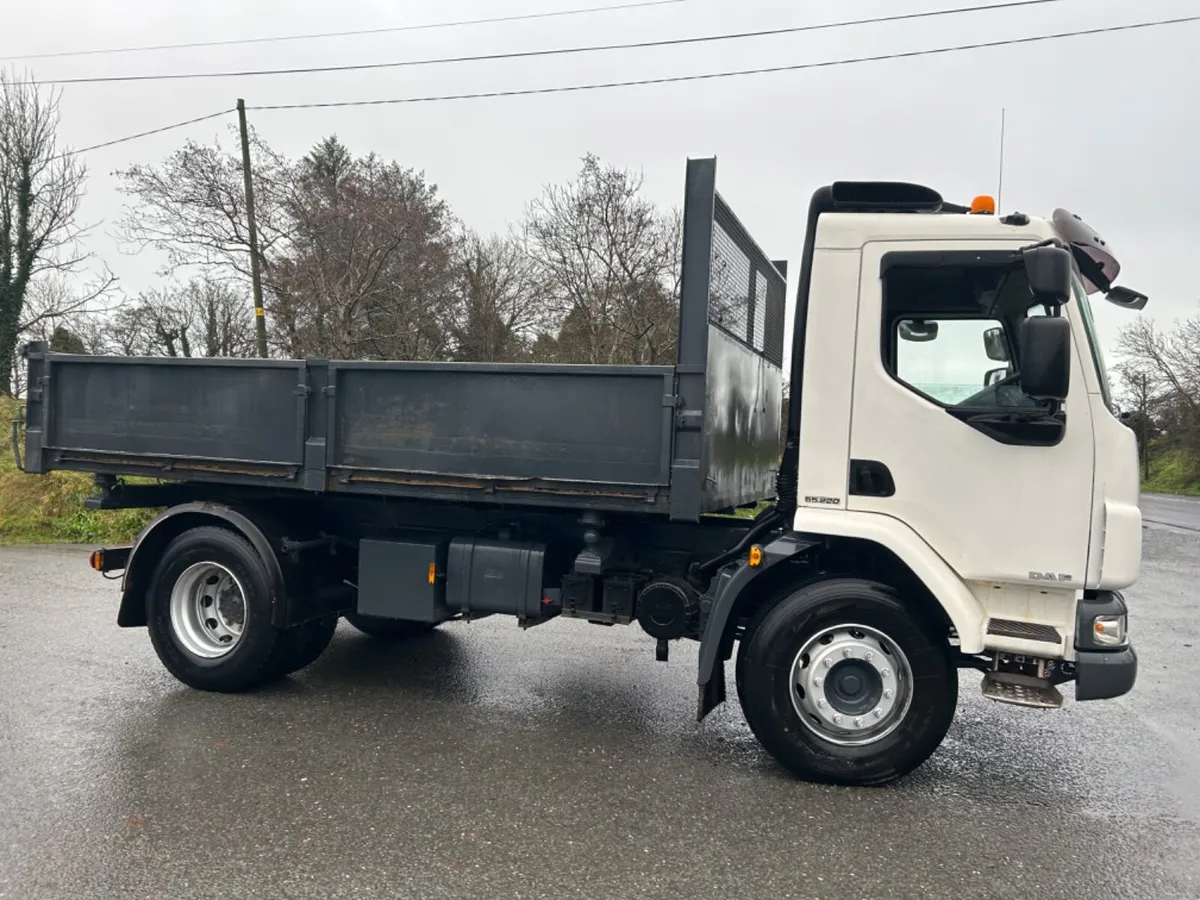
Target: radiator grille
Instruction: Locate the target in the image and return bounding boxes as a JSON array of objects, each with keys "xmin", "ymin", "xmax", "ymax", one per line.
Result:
[{"xmin": 986, "ymin": 618, "xmax": 1062, "ymax": 643}]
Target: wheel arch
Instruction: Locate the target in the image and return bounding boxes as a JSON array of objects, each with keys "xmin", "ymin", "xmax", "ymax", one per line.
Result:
[
  {"xmin": 118, "ymin": 502, "xmax": 291, "ymax": 629},
  {"xmin": 696, "ymin": 516, "xmax": 984, "ymax": 719}
]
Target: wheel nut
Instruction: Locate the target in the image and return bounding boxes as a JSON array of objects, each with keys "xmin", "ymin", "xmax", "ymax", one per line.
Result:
[
  {"xmin": 833, "ymin": 714, "xmax": 842, "ymax": 724},
  {"xmin": 842, "ymin": 648, "xmax": 852, "ymax": 659},
  {"xmin": 854, "ymin": 717, "xmax": 863, "ymax": 727},
  {"xmin": 884, "ymin": 689, "xmax": 894, "ymax": 700},
  {"xmin": 874, "ymin": 707, "xmax": 884, "ymax": 718},
  {"xmin": 865, "ymin": 651, "xmax": 874, "ymax": 662},
  {"xmin": 824, "ymin": 658, "xmax": 833, "ymax": 669},
  {"xmin": 817, "ymin": 699, "xmax": 827, "ymax": 709},
  {"xmin": 881, "ymin": 668, "xmax": 891, "ymax": 679},
  {"xmin": 814, "ymin": 677, "xmax": 823, "ymax": 688}
]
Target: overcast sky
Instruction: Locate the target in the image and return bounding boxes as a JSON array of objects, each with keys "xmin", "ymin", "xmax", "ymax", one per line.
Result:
[{"xmin": 5, "ymin": 0, "xmax": 1197, "ymax": 380}]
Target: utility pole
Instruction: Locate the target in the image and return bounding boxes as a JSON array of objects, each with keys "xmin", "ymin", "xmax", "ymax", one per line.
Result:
[
  {"xmin": 237, "ymin": 98, "xmax": 269, "ymax": 359},
  {"xmin": 1141, "ymin": 372, "xmax": 1151, "ymax": 482}
]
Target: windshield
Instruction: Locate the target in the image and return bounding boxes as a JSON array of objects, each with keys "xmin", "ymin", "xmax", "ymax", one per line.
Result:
[{"xmin": 1071, "ymin": 269, "xmax": 1113, "ymax": 408}]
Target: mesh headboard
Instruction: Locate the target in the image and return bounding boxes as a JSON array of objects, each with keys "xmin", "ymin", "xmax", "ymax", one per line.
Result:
[
  {"xmin": 670, "ymin": 157, "xmax": 787, "ymax": 520},
  {"xmin": 707, "ymin": 196, "xmax": 787, "ymax": 369}
]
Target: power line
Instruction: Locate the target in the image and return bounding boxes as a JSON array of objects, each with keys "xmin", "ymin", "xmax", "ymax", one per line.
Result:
[
  {"xmin": 51, "ymin": 14, "xmax": 1197, "ymax": 160},
  {"xmin": 23, "ymin": 0, "xmax": 1082, "ymax": 86},
  {"xmin": 0, "ymin": 0, "xmax": 692, "ymax": 63},
  {"xmin": 51, "ymin": 108, "xmax": 234, "ymax": 160},
  {"xmin": 248, "ymin": 16, "xmax": 1200, "ymax": 111}
]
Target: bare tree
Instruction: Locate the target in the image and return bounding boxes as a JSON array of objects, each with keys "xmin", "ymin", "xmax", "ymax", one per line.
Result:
[
  {"xmin": 1114, "ymin": 359, "xmax": 1160, "ymax": 481},
  {"xmin": 448, "ymin": 231, "xmax": 550, "ymax": 362},
  {"xmin": 18, "ymin": 270, "xmax": 117, "ymax": 337},
  {"xmin": 1117, "ymin": 307, "xmax": 1200, "ymax": 481},
  {"xmin": 525, "ymin": 154, "xmax": 681, "ymax": 365},
  {"xmin": 115, "ymin": 123, "xmax": 290, "ymax": 283},
  {"xmin": 1117, "ymin": 313, "xmax": 1200, "ymax": 422},
  {"xmin": 105, "ymin": 276, "xmax": 254, "ymax": 358},
  {"xmin": 117, "ymin": 133, "xmax": 460, "ymax": 362},
  {"xmin": 8, "ymin": 272, "xmax": 115, "ymax": 389},
  {"xmin": 0, "ymin": 70, "xmax": 104, "ymax": 393}
]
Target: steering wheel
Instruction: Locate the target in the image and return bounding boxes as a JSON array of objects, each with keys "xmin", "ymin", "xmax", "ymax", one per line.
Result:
[{"xmin": 957, "ymin": 370, "xmax": 1036, "ymax": 409}]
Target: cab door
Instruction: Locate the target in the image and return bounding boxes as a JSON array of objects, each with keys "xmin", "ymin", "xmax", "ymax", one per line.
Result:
[{"xmin": 846, "ymin": 242, "xmax": 1095, "ymax": 590}]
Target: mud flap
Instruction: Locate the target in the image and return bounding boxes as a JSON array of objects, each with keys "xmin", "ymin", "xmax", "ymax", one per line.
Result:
[{"xmin": 697, "ymin": 660, "xmax": 727, "ymax": 721}]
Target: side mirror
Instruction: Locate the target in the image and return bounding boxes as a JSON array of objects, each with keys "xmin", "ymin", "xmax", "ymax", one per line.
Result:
[
  {"xmin": 982, "ymin": 327, "xmax": 1009, "ymax": 361},
  {"xmin": 1022, "ymin": 245, "xmax": 1072, "ymax": 305},
  {"xmin": 1105, "ymin": 285, "xmax": 1149, "ymax": 311},
  {"xmin": 1019, "ymin": 316, "xmax": 1070, "ymax": 401},
  {"xmin": 984, "ymin": 366, "xmax": 1009, "ymax": 386},
  {"xmin": 899, "ymin": 319, "xmax": 938, "ymax": 342}
]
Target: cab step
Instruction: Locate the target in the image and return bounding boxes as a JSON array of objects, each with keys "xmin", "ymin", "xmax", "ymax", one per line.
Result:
[{"xmin": 981, "ymin": 672, "xmax": 1064, "ymax": 709}]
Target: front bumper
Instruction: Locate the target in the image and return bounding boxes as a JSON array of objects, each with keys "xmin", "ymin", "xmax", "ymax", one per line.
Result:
[
  {"xmin": 1075, "ymin": 646, "xmax": 1138, "ymax": 700},
  {"xmin": 1074, "ymin": 590, "xmax": 1138, "ymax": 701}
]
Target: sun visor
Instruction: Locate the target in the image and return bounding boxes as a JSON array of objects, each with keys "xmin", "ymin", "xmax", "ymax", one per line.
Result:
[{"xmin": 1051, "ymin": 209, "xmax": 1120, "ymax": 294}]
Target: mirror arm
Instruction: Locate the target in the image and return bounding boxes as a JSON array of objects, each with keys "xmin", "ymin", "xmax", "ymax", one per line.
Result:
[{"xmin": 1014, "ymin": 237, "xmax": 1065, "ymax": 254}]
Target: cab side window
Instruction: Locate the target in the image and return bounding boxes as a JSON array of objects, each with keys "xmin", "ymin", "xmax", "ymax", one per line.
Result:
[
  {"xmin": 893, "ymin": 318, "xmax": 1011, "ymax": 406},
  {"xmin": 882, "ymin": 261, "xmax": 1043, "ymax": 411}
]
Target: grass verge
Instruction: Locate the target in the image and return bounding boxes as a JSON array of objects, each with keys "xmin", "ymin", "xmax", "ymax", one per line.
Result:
[
  {"xmin": 1142, "ymin": 449, "xmax": 1200, "ymax": 497},
  {"xmin": 1, "ymin": 396, "xmax": 154, "ymax": 545}
]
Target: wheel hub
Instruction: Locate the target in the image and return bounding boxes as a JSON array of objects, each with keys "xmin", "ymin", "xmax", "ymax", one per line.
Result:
[
  {"xmin": 169, "ymin": 562, "xmax": 247, "ymax": 660},
  {"xmin": 790, "ymin": 625, "xmax": 912, "ymax": 746},
  {"xmin": 825, "ymin": 660, "xmax": 883, "ymax": 716}
]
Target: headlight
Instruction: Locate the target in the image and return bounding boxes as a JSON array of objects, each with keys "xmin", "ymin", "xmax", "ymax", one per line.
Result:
[{"xmin": 1093, "ymin": 614, "xmax": 1127, "ymax": 646}]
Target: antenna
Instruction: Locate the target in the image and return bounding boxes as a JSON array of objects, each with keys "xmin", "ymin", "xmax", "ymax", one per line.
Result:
[{"xmin": 997, "ymin": 107, "xmax": 1006, "ymax": 210}]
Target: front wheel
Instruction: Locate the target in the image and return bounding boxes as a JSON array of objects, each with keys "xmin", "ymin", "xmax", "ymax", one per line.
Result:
[{"xmin": 736, "ymin": 578, "xmax": 957, "ymax": 786}]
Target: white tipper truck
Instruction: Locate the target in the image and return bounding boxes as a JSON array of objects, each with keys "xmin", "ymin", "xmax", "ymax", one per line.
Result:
[{"xmin": 17, "ymin": 159, "xmax": 1143, "ymax": 785}]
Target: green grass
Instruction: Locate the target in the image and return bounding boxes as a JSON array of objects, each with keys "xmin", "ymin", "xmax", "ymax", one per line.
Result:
[
  {"xmin": 707, "ymin": 500, "xmax": 774, "ymax": 521},
  {"xmin": 0, "ymin": 396, "xmax": 155, "ymax": 545},
  {"xmin": 1142, "ymin": 448, "xmax": 1200, "ymax": 497}
]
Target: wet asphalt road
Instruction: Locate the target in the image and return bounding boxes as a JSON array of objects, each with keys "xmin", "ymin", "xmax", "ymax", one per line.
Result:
[
  {"xmin": 1141, "ymin": 493, "xmax": 1200, "ymax": 532},
  {"xmin": 0, "ymin": 524, "xmax": 1197, "ymax": 900}
]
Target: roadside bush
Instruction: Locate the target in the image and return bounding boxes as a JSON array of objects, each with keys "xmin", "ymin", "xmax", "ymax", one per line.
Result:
[{"xmin": 1143, "ymin": 448, "xmax": 1200, "ymax": 496}]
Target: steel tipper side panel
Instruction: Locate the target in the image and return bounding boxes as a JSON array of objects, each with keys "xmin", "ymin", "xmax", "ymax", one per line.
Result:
[
  {"xmin": 18, "ymin": 344, "xmax": 680, "ymax": 511},
  {"xmin": 29, "ymin": 347, "xmax": 309, "ymax": 481},
  {"xmin": 323, "ymin": 358, "xmax": 677, "ymax": 506},
  {"xmin": 703, "ymin": 328, "xmax": 783, "ymax": 509}
]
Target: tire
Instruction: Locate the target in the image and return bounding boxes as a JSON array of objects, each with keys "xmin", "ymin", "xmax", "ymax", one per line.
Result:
[
  {"xmin": 736, "ymin": 577, "xmax": 957, "ymax": 786},
  {"xmin": 146, "ymin": 526, "xmax": 290, "ymax": 692},
  {"xmin": 272, "ymin": 614, "xmax": 339, "ymax": 677},
  {"xmin": 344, "ymin": 611, "xmax": 436, "ymax": 640}
]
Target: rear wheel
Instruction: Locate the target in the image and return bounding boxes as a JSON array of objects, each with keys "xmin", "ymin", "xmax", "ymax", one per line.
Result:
[
  {"xmin": 344, "ymin": 611, "xmax": 436, "ymax": 641},
  {"xmin": 272, "ymin": 614, "xmax": 339, "ymax": 676},
  {"xmin": 146, "ymin": 526, "xmax": 291, "ymax": 692},
  {"xmin": 736, "ymin": 577, "xmax": 957, "ymax": 786}
]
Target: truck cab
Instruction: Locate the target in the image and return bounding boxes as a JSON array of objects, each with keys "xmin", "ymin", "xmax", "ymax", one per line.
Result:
[
  {"xmin": 700, "ymin": 181, "xmax": 1141, "ymax": 780},
  {"xmin": 792, "ymin": 187, "xmax": 1142, "ymax": 662}
]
